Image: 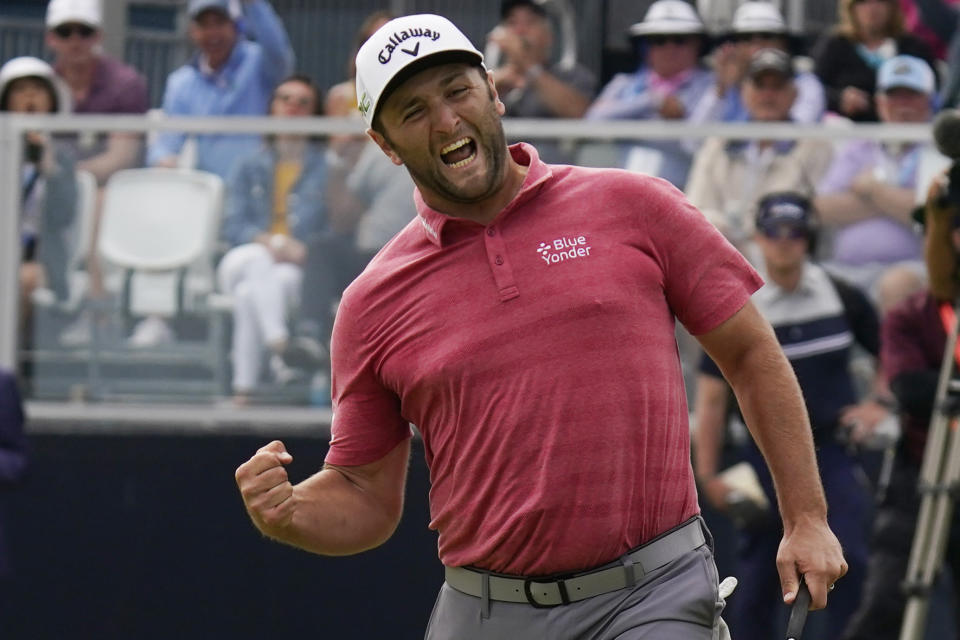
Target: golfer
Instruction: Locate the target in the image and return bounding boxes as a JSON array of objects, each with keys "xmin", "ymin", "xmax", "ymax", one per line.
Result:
[{"xmin": 235, "ymin": 13, "xmax": 846, "ymax": 639}]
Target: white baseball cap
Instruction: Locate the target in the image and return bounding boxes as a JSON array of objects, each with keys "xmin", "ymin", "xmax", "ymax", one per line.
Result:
[
  {"xmin": 354, "ymin": 13, "xmax": 484, "ymax": 128},
  {"xmin": 46, "ymin": 0, "xmax": 102, "ymax": 30},
  {"xmin": 877, "ymin": 55, "xmax": 935, "ymax": 95},
  {"xmin": 0, "ymin": 56, "xmax": 73, "ymax": 114},
  {"xmin": 628, "ymin": 0, "xmax": 704, "ymax": 37},
  {"xmin": 731, "ymin": 2, "xmax": 787, "ymax": 33}
]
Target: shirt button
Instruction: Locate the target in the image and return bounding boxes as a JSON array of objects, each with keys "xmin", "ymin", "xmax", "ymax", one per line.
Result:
[
  {"xmin": 495, "ymin": 255, "xmax": 504, "ymax": 266},
  {"xmin": 486, "ymin": 227, "xmax": 496, "ymax": 237}
]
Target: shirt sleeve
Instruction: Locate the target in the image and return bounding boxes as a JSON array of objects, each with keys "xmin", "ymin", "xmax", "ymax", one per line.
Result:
[
  {"xmin": 325, "ymin": 291, "xmax": 413, "ymax": 467},
  {"xmin": 243, "ymin": 0, "xmax": 295, "ymax": 89},
  {"xmin": 816, "ymin": 141, "xmax": 867, "ymax": 195},
  {"xmin": 147, "ymin": 72, "xmax": 187, "ymax": 165},
  {"xmin": 638, "ymin": 176, "xmax": 764, "ymax": 335}
]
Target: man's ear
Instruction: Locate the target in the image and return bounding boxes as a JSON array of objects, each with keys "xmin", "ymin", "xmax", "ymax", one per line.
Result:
[
  {"xmin": 367, "ymin": 128, "xmax": 404, "ymax": 166},
  {"xmin": 486, "ymin": 69, "xmax": 506, "ymax": 116}
]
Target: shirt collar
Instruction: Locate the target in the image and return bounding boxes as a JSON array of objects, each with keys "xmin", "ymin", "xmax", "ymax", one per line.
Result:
[
  {"xmin": 414, "ymin": 142, "xmax": 553, "ymax": 247},
  {"xmin": 196, "ymin": 42, "xmax": 242, "ymax": 78},
  {"xmin": 758, "ymin": 260, "xmax": 818, "ymax": 299}
]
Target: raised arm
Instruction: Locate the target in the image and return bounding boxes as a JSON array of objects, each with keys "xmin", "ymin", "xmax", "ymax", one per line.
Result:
[
  {"xmin": 236, "ymin": 437, "xmax": 410, "ymax": 556},
  {"xmin": 696, "ymin": 300, "xmax": 848, "ymax": 610},
  {"xmin": 242, "ymin": 0, "xmax": 295, "ymax": 88}
]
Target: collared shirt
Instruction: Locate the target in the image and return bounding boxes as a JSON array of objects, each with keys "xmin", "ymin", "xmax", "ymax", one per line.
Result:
[
  {"xmin": 147, "ymin": 0, "xmax": 294, "ymax": 179},
  {"xmin": 69, "ymin": 55, "xmax": 148, "ymax": 115},
  {"xmin": 817, "ymin": 139, "xmax": 925, "ymax": 266},
  {"xmin": 326, "ymin": 143, "xmax": 761, "ymax": 576},
  {"xmin": 701, "ymin": 261, "xmax": 865, "ymax": 435},
  {"xmin": 58, "ymin": 55, "xmax": 149, "ymax": 163},
  {"xmin": 684, "ymin": 134, "xmax": 833, "ymax": 258},
  {"xmin": 584, "ymin": 66, "xmax": 716, "ymax": 187}
]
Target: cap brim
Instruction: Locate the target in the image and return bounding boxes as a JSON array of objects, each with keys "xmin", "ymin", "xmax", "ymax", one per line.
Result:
[
  {"xmin": 628, "ymin": 24, "xmax": 704, "ymax": 37},
  {"xmin": 372, "ymin": 50, "xmax": 484, "ymax": 126}
]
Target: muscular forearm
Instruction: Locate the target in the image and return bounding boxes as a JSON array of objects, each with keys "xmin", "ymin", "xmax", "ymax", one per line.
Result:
[
  {"xmin": 866, "ymin": 183, "xmax": 915, "ymax": 223},
  {"xmin": 723, "ymin": 334, "xmax": 826, "ymax": 528},
  {"xmin": 267, "ymin": 466, "xmax": 405, "ymax": 555},
  {"xmin": 245, "ymin": 438, "xmax": 411, "ymax": 557},
  {"xmin": 814, "ymin": 191, "xmax": 875, "ymax": 225}
]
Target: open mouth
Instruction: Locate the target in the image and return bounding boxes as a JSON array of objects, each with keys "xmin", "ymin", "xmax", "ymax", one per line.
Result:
[{"xmin": 440, "ymin": 137, "xmax": 477, "ymax": 169}]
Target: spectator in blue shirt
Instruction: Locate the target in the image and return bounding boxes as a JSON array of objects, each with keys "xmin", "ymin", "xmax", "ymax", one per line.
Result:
[
  {"xmin": 148, "ymin": 0, "xmax": 294, "ymax": 179},
  {"xmin": 585, "ymin": 0, "xmax": 715, "ymax": 187},
  {"xmin": 690, "ymin": 2, "xmax": 826, "ymax": 126}
]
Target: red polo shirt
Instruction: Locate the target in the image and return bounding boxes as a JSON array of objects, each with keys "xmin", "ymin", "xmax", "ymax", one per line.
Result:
[{"xmin": 327, "ymin": 143, "xmax": 762, "ymax": 575}]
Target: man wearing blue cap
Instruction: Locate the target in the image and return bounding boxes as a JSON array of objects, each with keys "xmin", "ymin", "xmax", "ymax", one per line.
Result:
[
  {"xmin": 693, "ymin": 192, "xmax": 883, "ymax": 640},
  {"xmin": 816, "ymin": 54, "xmax": 937, "ymax": 294},
  {"xmin": 148, "ymin": 0, "xmax": 294, "ymax": 179}
]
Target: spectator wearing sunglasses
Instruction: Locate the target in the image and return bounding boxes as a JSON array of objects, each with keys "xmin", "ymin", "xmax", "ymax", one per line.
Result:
[
  {"xmin": 44, "ymin": 0, "xmax": 149, "ymax": 346},
  {"xmin": 812, "ymin": 0, "xmax": 936, "ymax": 122},
  {"xmin": 686, "ymin": 49, "xmax": 833, "ymax": 264},
  {"xmin": 585, "ymin": 0, "xmax": 714, "ymax": 188},
  {"xmin": 693, "ymin": 192, "xmax": 877, "ymax": 640},
  {"xmin": 44, "ymin": 0, "xmax": 149, "ymax": 186},
  {"xmin": 690, "ymin": 2, "xmax": 826, "ymax": 125}
]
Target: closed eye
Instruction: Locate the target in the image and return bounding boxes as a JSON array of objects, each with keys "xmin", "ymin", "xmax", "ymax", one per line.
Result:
[{"xmin": 402, "ymin": 106, "xmax": 424, "ymax": 122}]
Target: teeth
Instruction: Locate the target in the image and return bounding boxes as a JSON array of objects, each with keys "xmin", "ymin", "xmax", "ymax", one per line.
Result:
[
  {"xmin": 448, "ymin": 151, "xmax": 476, "ymax": 169},
  {"xmin": 440, "ymin": 137, "xmax": 471, "ymax": 155}
]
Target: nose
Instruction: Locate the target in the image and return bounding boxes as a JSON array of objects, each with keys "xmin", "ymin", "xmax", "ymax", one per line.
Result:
[{"xmin": 432, "ymin": 101, "xmax": 461, "ymax": 135}]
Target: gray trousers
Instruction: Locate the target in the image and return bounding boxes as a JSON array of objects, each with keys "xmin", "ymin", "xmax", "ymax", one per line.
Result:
[{"xmin": 425, "ymin": 545, "xmax": 728, "ymax": 640}]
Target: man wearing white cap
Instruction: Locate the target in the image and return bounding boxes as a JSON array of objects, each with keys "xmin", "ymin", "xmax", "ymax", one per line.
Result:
[
  {"xmin": 43, "ymin": 0, "xmax": 149, "ymax": 331},
  {"xmin": 45, "ymin": 0, "xmax": 148, "ymax": 183},
  {"xmin": 690, "ymin": 1, "xmax": 826, "ymax": 125},
  {"xmin": 584, "ymin": 0, "xmax": 714, "ymax": 187},
  {"xmin": 235, "ymin": 13, "xmax": 847, "ymax": 639}
]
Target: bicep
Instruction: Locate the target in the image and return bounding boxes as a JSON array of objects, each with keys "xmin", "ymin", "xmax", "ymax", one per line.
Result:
[
  {"xmin": 323, "ymin": 436, "xmax": 411, "ymax": 525},
  {"xmin": 696, "ymin": 300, "xmax": 781, "ymax": 385}
]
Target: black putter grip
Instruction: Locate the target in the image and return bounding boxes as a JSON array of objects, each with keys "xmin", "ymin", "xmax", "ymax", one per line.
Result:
[{"xmin": 785, "ymin": 580, "xmax": 812, "ymax": 640}]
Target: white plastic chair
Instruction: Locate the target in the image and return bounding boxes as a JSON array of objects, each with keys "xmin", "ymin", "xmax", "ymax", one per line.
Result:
[
  {"xmin": 90, "ymin": 167, "xmax": 229, "ymax": 396},
  {"xmin": 98, "ymin": 167, "xmax": 224, "ymax": 317}
]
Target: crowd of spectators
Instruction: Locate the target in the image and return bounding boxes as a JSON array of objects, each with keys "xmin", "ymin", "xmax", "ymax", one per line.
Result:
[
  {"xmin": 2, "ymin": 0, "xmax": 946, "ymax": 404},
  {"xmin": 5, "ymin": 0, "xmax": 960, "ymax": 636}
]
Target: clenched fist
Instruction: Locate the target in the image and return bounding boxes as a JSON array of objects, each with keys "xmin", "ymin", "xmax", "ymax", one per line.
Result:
[{"xmin": 235, "ymin": 440, "xmax": 296, "ymax": 536}]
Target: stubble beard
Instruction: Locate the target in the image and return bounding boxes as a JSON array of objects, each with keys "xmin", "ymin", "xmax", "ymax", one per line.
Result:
[{"xmin": 402, "ymin": 104, "xmax": 509, "ymax": 205}]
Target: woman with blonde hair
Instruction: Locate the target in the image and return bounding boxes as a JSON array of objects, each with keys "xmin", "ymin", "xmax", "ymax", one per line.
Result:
[{"xmin": 812, "ymin": 0, "xmax": 936, "ymax": 121}]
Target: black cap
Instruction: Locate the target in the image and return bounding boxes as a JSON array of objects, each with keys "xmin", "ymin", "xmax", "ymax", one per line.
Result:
[
  {"xmin": 501, "ymin": 0, "xmax": 547, "ymax": 19},
  {"xmin": 756, "ymin": 192, "xmax": 814, "ymax": 231},
  {"xmin": 747, "ymin": 48, "xmax": 793, "ymax": 80}
]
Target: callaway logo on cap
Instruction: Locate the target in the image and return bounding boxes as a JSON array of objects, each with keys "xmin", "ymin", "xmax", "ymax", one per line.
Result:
[{"xmin": 355, "ymin": 14, "xmax": 484, "ymax": 127}]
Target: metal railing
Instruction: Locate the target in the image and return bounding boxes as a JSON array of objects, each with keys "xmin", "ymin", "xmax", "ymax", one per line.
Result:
[{"xmin": 0, "ymin": 113, "xmax": 936, "ymax": 425}]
